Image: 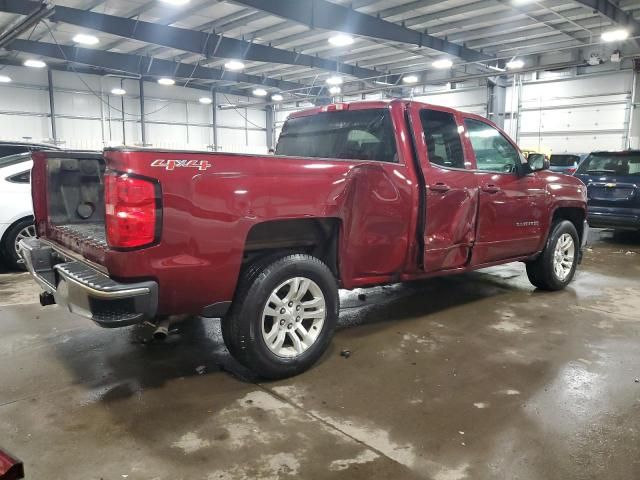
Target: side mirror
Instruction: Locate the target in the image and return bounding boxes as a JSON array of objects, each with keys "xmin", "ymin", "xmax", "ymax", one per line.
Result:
[{"xmin": 528, "ymin": 154, "xmax": 549, "ymax": 172}]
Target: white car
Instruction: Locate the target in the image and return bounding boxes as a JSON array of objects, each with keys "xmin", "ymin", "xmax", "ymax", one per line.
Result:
[{"xmin": 0, "ymin": 153, "xmax": 36, "ymax": 270}]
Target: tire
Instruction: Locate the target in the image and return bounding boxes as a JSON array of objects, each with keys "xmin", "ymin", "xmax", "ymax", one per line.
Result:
[
  {"xmin": 1, "ymin": 217, "xmax": 35, "ymax": 271},
  {"xmin": 221, "ymin": 253, "xmax": 339, "ymax": 379},
  {"xmin": 526, "ymin": 220, "xmax": 579, "ymax": 291}
]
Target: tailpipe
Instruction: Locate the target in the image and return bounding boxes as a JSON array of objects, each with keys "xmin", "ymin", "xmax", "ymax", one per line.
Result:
[{"xmin": 152, "ymin": 317, "xmax": 171, "ymax": 341}]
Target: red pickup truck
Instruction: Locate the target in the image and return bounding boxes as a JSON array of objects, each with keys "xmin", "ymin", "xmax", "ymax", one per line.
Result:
[{"xmin": 20, "ymin": 100, "xmax": 588, "ymax": 378}]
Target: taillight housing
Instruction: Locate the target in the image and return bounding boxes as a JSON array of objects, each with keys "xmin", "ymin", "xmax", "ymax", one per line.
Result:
[{"xmin": 105, "ymin": 172, "xmax": 160, "ymax": 249}]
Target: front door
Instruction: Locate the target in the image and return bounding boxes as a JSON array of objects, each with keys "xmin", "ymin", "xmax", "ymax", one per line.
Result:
[
  {"xmin": 409, "ymin": 106, "xmax": 480, "ymax": 272},
  {"xmin": 461, "ymin": 117, "xmax": 545, "ymax": 265}
]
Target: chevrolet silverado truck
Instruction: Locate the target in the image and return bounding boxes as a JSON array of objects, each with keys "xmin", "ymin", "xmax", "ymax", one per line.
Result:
[{"xmin": 20, "ymin": 100, "xmax": 588, "ymax": 379}]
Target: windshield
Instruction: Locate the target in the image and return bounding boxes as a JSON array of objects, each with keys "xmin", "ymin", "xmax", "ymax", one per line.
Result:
[
  {"xmin": 0, "ymin": 152, "xmax": 32, "ymax": 169},
  {"xmin": 550, "ymin": 154, "xmax": 579, "ymax": 167},
  {"xmin": 276, "ymin": 109, "xmax": 398, "ymax": 163},
  {"xmin": 576, "ymin": 152, "xmax": 640, "ymax": 176}
]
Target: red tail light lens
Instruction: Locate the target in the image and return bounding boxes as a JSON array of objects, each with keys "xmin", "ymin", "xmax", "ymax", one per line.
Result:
[
  {"xmin": 567, "ymin": 167, "xmax": 577, "ymax": 175},
  {"xmin": 105, "ymin": 173, "xmax": 159, "ymax": 249}
]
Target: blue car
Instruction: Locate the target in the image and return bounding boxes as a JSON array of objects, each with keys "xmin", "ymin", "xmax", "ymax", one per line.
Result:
[
  {"xmin": 575, "ymin": 151, "xmax": 640, "ymax": 231},
  {"xmin": 549, "ymin": 153, "xmax": 586, "ymax": 174}
]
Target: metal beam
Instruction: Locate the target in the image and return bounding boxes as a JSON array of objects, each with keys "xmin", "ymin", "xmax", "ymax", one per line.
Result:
[
  {"xmin": 139, "ymin": 78, "xmax": 146, "ymax": 146},
  {"xmin": 0, "ymin": 0, "xmax": 382, "ymax": 80},
  {"xmin": 7, "ymin": 39, "xmax": 309, "ymax": 93},
  {"xmin": 572, "ymin": 0, "xmax": 640, "ymax": 33},
  {"xmin": 229, "ymin": 0, "xmax": 493, "ymax": 62},
  {"xmin": 47, "ymin": 68, "xmax": 57, "ymax": 142}
]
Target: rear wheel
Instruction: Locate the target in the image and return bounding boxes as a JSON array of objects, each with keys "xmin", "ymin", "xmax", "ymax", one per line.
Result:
[
  {"xmin": 1, "ymin": 218, "xmax": 35, "ymax": 271},
  {"xmin": 221, "ymin": 253, "xmax": 338, "ymax": 379},
  {"xmin": 526, "ymin": 220, "xmax": 579, "ymax": 291}
]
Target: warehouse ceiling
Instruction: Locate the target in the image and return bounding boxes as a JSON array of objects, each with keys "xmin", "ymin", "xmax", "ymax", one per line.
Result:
[{"xmin": 1, "ymin": 0, "xmax": 640, "ymax": 101}]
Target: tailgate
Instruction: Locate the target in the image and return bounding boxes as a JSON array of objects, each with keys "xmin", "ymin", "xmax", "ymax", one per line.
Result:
[{"xmin": 32, "ymin": 150, "xmax": 107, "ymax": 266}]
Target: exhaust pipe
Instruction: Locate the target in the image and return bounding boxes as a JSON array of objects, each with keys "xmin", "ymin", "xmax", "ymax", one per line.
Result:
[{"xmin": 152, "ymin": 316, "xmax": 171, "ymax": 341}]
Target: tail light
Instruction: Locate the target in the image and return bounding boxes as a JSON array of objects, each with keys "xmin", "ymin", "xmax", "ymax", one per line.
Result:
[
  {"xmin": 567, "ymin": 167, "xmax": 577, "ymax": 175},
  {"xmin": 105, "ymin": 172, "xmax": 160, "ymax": 249}
]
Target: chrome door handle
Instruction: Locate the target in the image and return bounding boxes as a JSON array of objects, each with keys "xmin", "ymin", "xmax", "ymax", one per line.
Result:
[{"xmin": 430, "ymin": 183, "xmax": 451, "ymax": 193}]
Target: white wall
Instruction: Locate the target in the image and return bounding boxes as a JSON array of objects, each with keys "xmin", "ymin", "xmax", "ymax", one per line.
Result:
[
  {"xmin": 505, "ymin": 71, "xmax": 632, "ymax": 154},
  {"xmin": 0, "ymin": 65, "xmax": 269, "ymax": 154}
]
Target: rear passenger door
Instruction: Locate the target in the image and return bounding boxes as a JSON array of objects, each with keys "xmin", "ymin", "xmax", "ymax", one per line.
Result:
[
  {"xmin": 462, "ymin": 117, "xmax": 545, "ymax": 264},
  {"xmin": 410, "ymin": 105, "xmax": 479, "ymax": 272}
]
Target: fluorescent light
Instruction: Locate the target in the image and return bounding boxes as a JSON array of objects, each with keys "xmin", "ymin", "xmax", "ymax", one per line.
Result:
[
  {"xmin": 24, "ymin": 59, "xmax": 46, "ymax": 68},
  {"xmin": 601, "ymin": 29, "xmax": 629, "ymax": 42},
  {"xmin": 329, "ymin": 86, "xmax": 341, "ymax": 95},
  {"xmin": 225, "ymin": 60, "xmax": 245, "ymax": 71},
  {"xmin": 403, "ymin": 74, "xmax": 419, "ymax": 84},
  {"xmin": 73, "ymin": 33, "xmax": 99, "ymax": 45},
  {"xmin": 253, "ymin": 88, "xmax": 268, "ymax": 97},
  {"xmin": 199, "ymin": 97, "xmax": 213, "ymax": 104},
  {"xmin": 326, "ymin": 76, "xmax": 343, "ymax": 86},
  {"xmin": 328, "ymin": 34, "xmax": 354, "ymax": 47},
  {"xmin": 432, "ymin": 58, "xmax": 453, "ymax": 69},
  {"xmin": 271, "ymin": 94, "xmax": 284, "ymax": 102},
  {"xmin": 506, "ymin": 59, "xmax": 525, "ymax": 70},
  {"xmin": 0, "ymin": 75, "xmax": 11, "ymax": 83},
  {"xmin": 159, "ymin": 0, "xmax": 190, "ymax": 5},
  {"xmin": 111, "ymin": 88, "xmax": 126, "ymax": 95},
  {"xmin": 158, "ymin": 78, "xmax": 175, "ymax": 86}
]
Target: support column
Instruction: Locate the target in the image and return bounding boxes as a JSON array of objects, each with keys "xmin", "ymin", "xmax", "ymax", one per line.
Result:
[
  {"xmin": 47, "ymin": 69, "xmax": 57, "ymax": 143},
  {"xmin": 212, "ymin": 89, "xmax": 218, "ymax": 151},
  {"xmin": 487, "ymin": 77, "xmax": 507, "ymax": 129},
  {"xmin": 266, "ymin": 105, "xmax": 274, "ymax": 150},
  {"xmin": 627, "ymin": 61, "xmax": 640, "ymax": 149},
  {"xmin": 139, "ymin": 78, "xmax": 146, "ymax": 146}
]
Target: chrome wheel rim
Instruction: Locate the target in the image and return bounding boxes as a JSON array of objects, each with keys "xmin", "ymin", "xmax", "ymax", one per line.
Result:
[
  {"xmin": 553, "ymin": 233, "xmax": 575, "ymax": 281},
  {"xmin": 14, "ymin": 224, "xmax": 36, "ymax": 263},
  {"xmin": 261, "ymin": 277, "xmax": 326, "ymax": 358}
]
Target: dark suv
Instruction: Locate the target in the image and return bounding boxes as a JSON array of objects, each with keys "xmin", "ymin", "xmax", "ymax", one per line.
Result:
[{"xmin": 575, "ymin": 151, "xmax": 640, "ymax": 231}]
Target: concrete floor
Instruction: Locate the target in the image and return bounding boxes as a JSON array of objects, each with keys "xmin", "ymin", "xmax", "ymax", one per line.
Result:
[{"xmin": 0, "ymin": 230, "xmax": 639, "ymax": 480}]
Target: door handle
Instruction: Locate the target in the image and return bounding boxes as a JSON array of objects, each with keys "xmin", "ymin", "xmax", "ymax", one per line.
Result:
[
  {"xmin": 482, "ymin": 184, "xmax": 501, "ymax": 193},
  {"xmin": 430, "ymin": 183, "xmax": 451, "ymax": 193}
]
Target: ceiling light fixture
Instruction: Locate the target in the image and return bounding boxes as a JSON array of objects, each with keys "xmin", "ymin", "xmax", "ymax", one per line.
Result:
[
  {"xmin": 329, "ymin": 86, "xmax": 341, "ymax": 95},
  {"xmin": 0, "ymin": 75, "xmax": 11, "ymax": 83},
  {"xmin": 111, "ymin": 88, "xmax": 126, "ymax": 95},
  {"xmin": 403, "ymin": 74, "xmax": 419, "ymax": 84},
  {"xmin": 506, "ymin": 59, "xmax": 525, "ymax": 69},
  {"xmin": 601, "ymin": 29, "xmax": 629, "ymax": 42},
  {"xmin": 158, "ymin": 77, "xmax": 175, "ymax": 86},
  {"xmin": 224, "ymin": 60, "xmax": 245, "ymax": 71},
  {"xmin": 253, "ymin": 88, "xmax": 268, "ymax": 97},
  {"xmin": 73, "ymin": 33, "xmax": 99, "ymax": 45},
  {"xmin": 326, "ymin": 76, "xmax": 343, "ymax": 86},
  {"xmin": 328, "ymin": 34, "xmax": 354, "ymax": 47},
  {"xmin": 432, "ymin": 58, "xmax": 453, "ymax": 69},
  {"xmin": 199, "ymin": 97, "xmax": 213, "ymax": 104},
  {"xmin": 159, "ymin": 0, "xmax": 191, "ymax": 5},
  {"xmin": 24, "ymin": 59, "xmax": 46, "ymax": 68},
  {"xmin": 271, "ymin": 94, "xmax": 284, "ymax": 102}
]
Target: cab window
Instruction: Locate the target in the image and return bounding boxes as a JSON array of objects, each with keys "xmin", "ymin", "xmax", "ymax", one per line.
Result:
[
  {"xmin": 464, "ymin": 119, "xmax": 520, "ymax": 173},
  {"xmin": 419, "ymin": 109, "xmax": 465, "ymax": 169}
]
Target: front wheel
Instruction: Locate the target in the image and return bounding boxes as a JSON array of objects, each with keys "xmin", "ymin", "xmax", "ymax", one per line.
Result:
[
  {"xmin": 222, "ymin": 254, "xmax": 339, "ymax": 379},
  {"xmin": 526, "ymin": 220, "xmax": 579, "ymax": 291}
]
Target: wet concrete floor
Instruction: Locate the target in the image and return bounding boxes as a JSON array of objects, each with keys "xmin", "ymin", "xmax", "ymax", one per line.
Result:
[{"xmin": 0, "ymin": 230, "xmax": 639, "ymax": 479}]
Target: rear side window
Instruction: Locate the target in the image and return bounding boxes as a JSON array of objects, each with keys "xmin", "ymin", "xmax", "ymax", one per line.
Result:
[
  {"xmin": 276, "ymin": 109, "xmax": 398, "ymax": 163},
  {"xmin": 464, "ymin": 119, "xmax": 520, "ymax": 173},
  {"xmin": 576, "ymin": 153, "xmax": 640, "ymax": 176},
  {"xmin": 0, "ymin": 145, "xmax": 31, "ymax": 158},
  {"xmin": 419, "ymin": 109, "xmax": 465, "ymax": 169},
  {"xmin": 550, "ymin": 154, "xmax": 579, "ymax": 167}
]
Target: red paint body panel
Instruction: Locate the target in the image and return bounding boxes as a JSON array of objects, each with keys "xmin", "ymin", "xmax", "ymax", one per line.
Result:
[{"xmin": 32, "ymin": 100, "xmax": 587, "ymax": 316}]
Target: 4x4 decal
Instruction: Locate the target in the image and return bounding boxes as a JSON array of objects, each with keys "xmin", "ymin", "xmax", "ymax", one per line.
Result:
[{"xmin": 151, "ymin": 159, "xmax": 212, "ymax": 171}]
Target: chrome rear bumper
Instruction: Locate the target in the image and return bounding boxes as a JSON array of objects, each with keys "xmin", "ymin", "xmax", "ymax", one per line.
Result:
[{"xmin": 19, "ymin": 237, "xmax": 158, "ymax": 328}]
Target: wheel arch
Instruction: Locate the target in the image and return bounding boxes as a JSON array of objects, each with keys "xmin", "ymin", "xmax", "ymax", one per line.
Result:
[
  {"xmin": 551, "ymin": 206, "xmax": 586, "ymax": 244},
  {"xmin": 0, "ymin": 214, "xmax": 34, "ymax": 249},
  {"xmin": 243, "ymin": 217, "xmax": 342, "ymax": 280}
]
